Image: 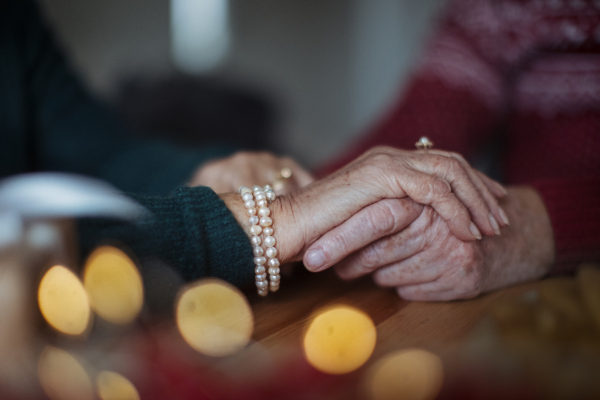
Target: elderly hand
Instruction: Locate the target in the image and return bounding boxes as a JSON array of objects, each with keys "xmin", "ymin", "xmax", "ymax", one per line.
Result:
[
  {"xmin": 304, "ymin": 187, "xmax": 555, "ymax": 301},
  {"xmin": 189, "ymin": 151, "xmax": 314, "ymax": 194},
  {"xmin": 222, "ymin": 146, "xmax": 509, "ymax": 268}
]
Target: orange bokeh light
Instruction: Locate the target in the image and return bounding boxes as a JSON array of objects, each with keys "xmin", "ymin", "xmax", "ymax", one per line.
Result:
[{"xmin": 303, "ymin": 305, "xmax": 376, "ymax": 374}]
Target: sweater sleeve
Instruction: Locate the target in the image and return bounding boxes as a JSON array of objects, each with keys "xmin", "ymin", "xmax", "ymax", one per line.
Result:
[
  {"xmin": 529, "ymin": 177, "xmax": 600, "ymax": 275},
  {"xmin": 316, "ymin": 3, "xmax": 507, "ymax": 177},
  {"xmin": 78, "ymin": 186, "xmax": 255, "ymax": 287},
  {"xmin": 16, "ymin": 0, "xmax": 233, "ymax": 196}
]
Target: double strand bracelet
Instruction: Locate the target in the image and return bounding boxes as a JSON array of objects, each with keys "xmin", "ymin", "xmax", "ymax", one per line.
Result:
[{"xmin": 239, "ymin": 185, "xmax": 280, "ymax": 296}]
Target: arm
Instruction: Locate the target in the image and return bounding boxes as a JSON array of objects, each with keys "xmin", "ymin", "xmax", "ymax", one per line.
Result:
[
  {"xmin": 78, "ymin": 145, "xmax": 508, "ymax": 286},
  {"xmin": 17, "ymin": 0, "xmax": 232, "ymax": 195},
  {"xmin": 530, "ymin": 177, "xmax": 600, "ymax": 275}
]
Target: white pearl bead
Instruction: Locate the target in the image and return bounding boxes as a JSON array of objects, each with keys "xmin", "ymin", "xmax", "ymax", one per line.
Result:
[
  {"xmin": 264, "ymin": 185, "xmax": 272, "ymax": 191},
  {"xmin": 250, "ymin": 235, "xmax": 261, "ymax": 246},
  {"xmin": 266, "ymin": 191, "xmax": 276, "ymax": 202},
  {"xmin": 264, "ymin": 236, "xmax": 276, "ymax": 247},
  {"xmin": 256, "ymin": 280, "xmax": 268, "ymax": 289},
  {"xmin": 258, "ymin": 289, "xmax": 268, "ymax": 296},
  {"xmin": 254, "ymin": 256, "xmax": 266, "ymax": 265},
  {"xmin": 269, "ymin": 280, "xmax": 280, "ymax": 287},
  {"xmin": 255, "ymin": 265, "xmax": 266, "ymax": 274},
  {"xmin": 266, "ymin": 247, "xmax": 278, "ymax": 258},
  {"xmin": 244, "ymin": 200, "xmax": 256, "ymax": 209},
  {"xmin": 270, "ymin": 274, "xmax": 281, "ymax": 282},
  {"xmin": 247, "ymin": 208, "xmax": 257, "ymax": 216},
  {"xmin": 257, "ymin": 199, "xmax": 267, "ymax": 207},
  {"xmin": 268, "ymin": 258, "xmax": 280, "ymax": 268},
  {"xmin": 268, "ymin": 266, "xmax": 280, "ymax": 275},
  {"xmin": 256, "ymin": 273, "xmax": 267, "ymax": 281},
  {"xmin": 252, "ymin": 185, "xmax": 262, "ymax": 192},
  {"xmin": 249, "ymin": 216, "xmax": 259, "ymax": 225},
  {"xmin": 260, "ymin": 217, "xmax": 272, "ymax": 227},
  {"xmin": 239, "ymin": 186, "xmax": 251, "ymax": 194},
  {"xmin": 270, "ymin": 285, "xmax": 279, "ymax": 292},
  {"xmin": 258, "ymin": 207, "xmax": 270, "ymax": 217},
  {"xmin": 263, "ymin": 227, "xmax": 274, "ymax": 237},
  {"xmin": 242, "ymin": 192, "xmax": 254, "ymax": 202},
  {"xmin": 249, "ymin": 225, "xmax": 262, "ymax": 235},
  {"xmin": 255, "ymin": 192, "xmax": 266, "ymax": 201},
  {"xmin": 253, "ymin": 246, "xmax": 264, "ymax": 256}
]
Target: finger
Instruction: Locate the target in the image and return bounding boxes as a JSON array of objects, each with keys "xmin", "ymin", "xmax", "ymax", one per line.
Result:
[
  {"xmin": 410, "ymin": 154, "xmax": 497, "ymax": 237},
  {"xmin": 369, "ymin": 251, "xmax": 445, "ymax": 288},
  {"xmin": 397, "ymin": 169, "xmax": 482, "ymax": 241},
  {"xmin": 396, "ymin": 285, "xmax": 460, "ymax": 302},
  {"xmin": 424, "ymin": 150, "xmax": 506, "ymax": 197},
  {"xmin": 475, "ymin": 170, "xmax": 507, "ymax": 198},
  {"xmin": 284, "ymin": 158, "xmax": 315, "ymax": 188},
  {"xmin": 396, "ymin": 281, "xmax": 480, "ymax": 301},
  {"xmin": 425, "ymin": 150, "xmax": 505, "ymax": 230},
  {"xmin": 303, "ymin": 198, "xmax": 423, "ymax": 272}
]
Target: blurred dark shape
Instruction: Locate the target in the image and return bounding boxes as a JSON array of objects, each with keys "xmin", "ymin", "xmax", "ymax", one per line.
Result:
[
  {"xmin": 140, "ymin": 258, "xmax": 184, "ymax": 318},
  {"xmin": 116, "ymin": 75, "xmax": 277, "ymax": 151}
]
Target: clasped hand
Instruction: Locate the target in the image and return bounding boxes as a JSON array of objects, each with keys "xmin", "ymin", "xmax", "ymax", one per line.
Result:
[{"xmin": 216, "ymin": 147, "xmax": 523, "ymax": 301}]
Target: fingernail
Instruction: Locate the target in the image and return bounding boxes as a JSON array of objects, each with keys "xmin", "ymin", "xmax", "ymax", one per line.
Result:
[
  {"xmin": 499, "ymin": 207, "xmax": 510, "ymax": 226},
  {"xmin": 470, "ymin": 222, "xmax": 482, "ymax": 240},
  {"xmin": 304, "ymin": 249, "xmax": 326, "ymax": 271},
  {"xmin": 489, "ymin": 213, "xmax": 501, "ymax": 236}
]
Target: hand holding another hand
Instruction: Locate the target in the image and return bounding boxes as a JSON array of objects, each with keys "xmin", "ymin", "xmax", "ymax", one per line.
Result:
[
  {"xmin": 223, "ymin": 146, "xmax": 509, "ymax": 282},
  {"xmin": 304, "ymin": 187, "xmax": 555, "ymax": 301}
]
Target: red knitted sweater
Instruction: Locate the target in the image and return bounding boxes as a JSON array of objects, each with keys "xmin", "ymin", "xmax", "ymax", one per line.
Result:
[{"xmin": 320, "ymin": 0, "xmax": 600, "ymax": 273}]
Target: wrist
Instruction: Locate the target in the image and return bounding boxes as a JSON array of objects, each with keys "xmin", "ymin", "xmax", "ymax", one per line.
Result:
[
  {"xmin": 481, "ymin": 186, "xmax": 555, "ymax": 291},
  {"xmin": 219, "ymin": 192, "xmax": 303, "ymax": 266}
]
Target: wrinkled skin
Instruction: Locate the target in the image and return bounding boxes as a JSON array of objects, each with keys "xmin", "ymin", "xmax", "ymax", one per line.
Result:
[
  {"xmin": 221, "ymin": 146, "xmax": 508, "ymax": 271},
  {"xmin": 305, "ymin": 186, "xmax": 555, "ymax": 301},
  {"xmin": 189, "ymin": 151, "xmax": 314, "ymax": 194}
]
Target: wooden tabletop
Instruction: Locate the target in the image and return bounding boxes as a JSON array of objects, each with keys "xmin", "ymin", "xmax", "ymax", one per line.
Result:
[{"xmin": 246, "ymin": 266, "xmax": 540, "ymax": 357}]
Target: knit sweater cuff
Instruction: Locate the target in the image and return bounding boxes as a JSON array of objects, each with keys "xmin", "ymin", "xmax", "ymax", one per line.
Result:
[
  {"xmin": 186, "ymin": 187, "xmax": 255, "ymax": 286},
  {"xmin": 529, "ymin": 176, "xmax": 600, "ymax": 275}
]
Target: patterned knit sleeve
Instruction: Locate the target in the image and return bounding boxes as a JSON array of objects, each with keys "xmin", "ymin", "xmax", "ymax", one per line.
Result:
[
  {"xmin": 78, "ymin": 186, "xmax": 255, "ymax": 287},
  {"xmin": 530, "ymin": 177, "xmax": 600, "ymax": 274},
  {"xmin": 316, "ymin": 0, "xmax": 507, "ymax": 177}
]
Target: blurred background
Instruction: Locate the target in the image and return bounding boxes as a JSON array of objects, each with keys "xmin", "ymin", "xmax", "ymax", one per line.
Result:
[{"xmin": 38, "ymin": 0, "xmax": 443, "ymax": 168}]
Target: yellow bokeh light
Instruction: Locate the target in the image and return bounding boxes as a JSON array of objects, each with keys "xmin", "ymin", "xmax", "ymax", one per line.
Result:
[
  {"xmin": 176, "ymin": 279, "xmax": 253, "ymax": 357},
  {"xmin": 83, "ymin": 246, "xmax": 144, "ymax": 324},
  {"xmin": 38, "ymin": 265, "xmax": 91, "ymax": 336},
  {"xmin": 38, "ymin": 346, "xmax": 94, "ymax": 400},
  {"xmin": 364, "ymin": 349, "xmax": 444, "ymax": 400},
  {"xmin": 97, "ymin": 371, "xmax": 140, "ymax": 400},
  {"xmin": 303, "ymin": 305, "xmax": 376, "ymax": 374}
]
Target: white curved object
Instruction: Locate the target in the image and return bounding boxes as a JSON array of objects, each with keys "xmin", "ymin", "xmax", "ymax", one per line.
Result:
[{"xmin": 0, "ymin": 173, "xmax": 148, "ymax": 220}]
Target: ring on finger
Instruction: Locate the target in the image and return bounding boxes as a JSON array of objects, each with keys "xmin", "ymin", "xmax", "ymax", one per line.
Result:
[
  {"xmin": 415, "ymin": 136, "xmax": 434, "ymax": 150},
  {"xmin": 272, "ymin": 167, "xmax": 293, "ymax": 192}
]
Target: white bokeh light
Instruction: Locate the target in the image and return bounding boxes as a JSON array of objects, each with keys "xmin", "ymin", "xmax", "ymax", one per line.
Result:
[{"xmin": 171, "ymin": 0, "xmax": 230, "ymax": 73}]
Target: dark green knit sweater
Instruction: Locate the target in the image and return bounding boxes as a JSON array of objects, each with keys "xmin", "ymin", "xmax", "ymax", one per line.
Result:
[{"xmin": 0, "ymin": 0, "xmax": 254, "ymax": 286}]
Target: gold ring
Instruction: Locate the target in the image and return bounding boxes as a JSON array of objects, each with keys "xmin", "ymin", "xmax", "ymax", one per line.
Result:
[
  {"xmin": 272, "ymin": 167, "xmax": 293, "ymax": 192},
  {"xmin": 415, "ymin": 137, "xmax": 434, "ymax": 150}
]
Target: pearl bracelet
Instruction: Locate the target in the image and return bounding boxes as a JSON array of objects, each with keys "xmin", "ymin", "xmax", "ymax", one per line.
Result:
[{"xmin": 239, "ymin": 184, "xmax": 279, "ymax": 296}]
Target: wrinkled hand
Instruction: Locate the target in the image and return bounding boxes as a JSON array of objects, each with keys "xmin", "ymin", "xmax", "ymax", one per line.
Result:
[
  {"xmin": 189, "ymin": 151, "xmax": 314, "ymax": 194},
  {"xmin": 270, "ymin": 146, "xmax": 508, "ymax": 264},
  {"xmin": 304, "ymin": 187, "xmax": 555, "ymax": 301}
]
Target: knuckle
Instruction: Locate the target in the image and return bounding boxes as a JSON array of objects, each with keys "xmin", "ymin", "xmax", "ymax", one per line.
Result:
[
  {"xmin": 447, "ymin": 158, "xmax": 467, "ymax": 178},
  {"xmin": 426, "ymin": 178, "xmax": 451, "ymax": 203},
  {"xmin": 357, "ymin": 242, "xmax": 386, "ymax": 271},
  {"xmin": 364, "ymin": 201, "xmax": 398, "ymax": 237}
]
